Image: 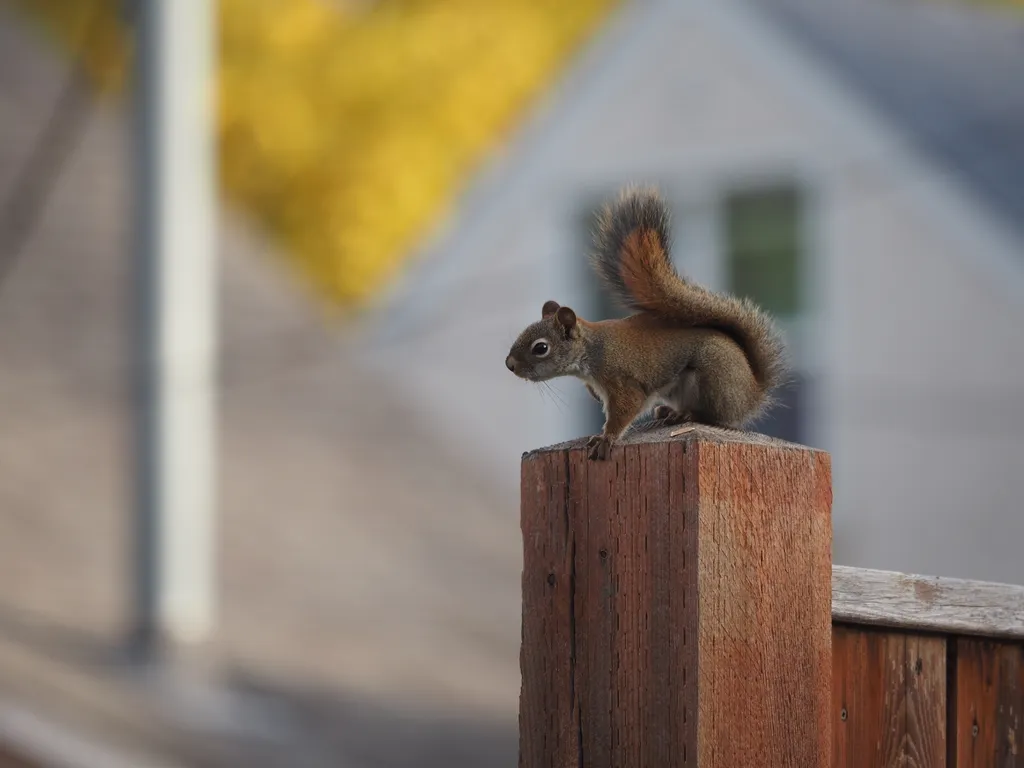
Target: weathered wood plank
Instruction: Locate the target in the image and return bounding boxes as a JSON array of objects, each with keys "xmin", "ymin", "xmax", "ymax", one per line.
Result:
[
  {"xmin": 833, "ymin": 566, "xmax": 1024, "ymax": 640},
  {"xmin": 640, "ymin": 443, "xmax": 674, "ymax": 768},
  {"xmin": 582, "ymin": 443, "xmax": 612, "ymax": 764},
  {"xmin": 832, "ymin": 626, "xmax": 946, "ymax": 768},
  {"xmin": 581, "ymin": 441, "xmax": 679, "ymax": 765},
  {"xmin": 832, "ymin": 627, "xmax": 907, "ymax": 768},
  {"xmin": 952, "ymin": 637, "xmax": 1024, "ymax": 767},
  {"xmin": 518, "ymin": 450, "xmax": 578, "ymax": 768},
  {"xmin": 668, "ymin": 440, "xmax": 697, "ymax": 766},
  {"xmin": 694, "ymin": 439, "xmax": 832, "ymax": 768},
  {"xmin": 518, "ymin": 427, "xmax": 832, "ymax": 768},
  {"xmin": 905, "ymin": 634, "xmax": 946, "ymax": 766}
]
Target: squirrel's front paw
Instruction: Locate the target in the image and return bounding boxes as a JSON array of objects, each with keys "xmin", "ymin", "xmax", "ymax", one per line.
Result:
[{"xmin": 586, "ymin": 434, "xmax": 612, "ymax": 461}]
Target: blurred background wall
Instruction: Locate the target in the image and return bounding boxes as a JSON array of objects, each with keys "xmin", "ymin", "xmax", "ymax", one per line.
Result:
[{"xmin": 0, "ymin": 0, "xmax": 1022, "ymax": 765}]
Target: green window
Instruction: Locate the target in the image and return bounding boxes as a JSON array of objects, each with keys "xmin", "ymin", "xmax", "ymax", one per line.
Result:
[
  {"xmin": 724, "ymin": 185, "xmax": 802, "ymax": 319},
  {"xmin": 725, "ymin": 184, "xmax": 807, "ymax": 444}
]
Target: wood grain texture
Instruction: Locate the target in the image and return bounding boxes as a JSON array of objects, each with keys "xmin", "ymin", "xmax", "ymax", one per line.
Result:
[
  {"xmin": 519, "ymin": 430, "xmax": 831, "ymax": 768},
  {"xmin": 833, "ymin": 566, "xmax": 1024, "ymax": 640},
  {"xmin": 905, "ymin": 634, "xmax": 947, "ymax": 767},
  {"xmin": 692, "ymin": 439, "xmax": 833, "ymax": 768},
  {"xmin": 952, "ymin": 637, "xmax": 1024, "ymax": 767},
  {"xmin": 578, "ymin": 440, "xmax": 685, "ymax": 766},
  {"xmin": 833, "ymin": 627, "xmax": 907, "ymax": 768},
  {"xmin": 832, "ymin": 626, "xmax": 946, "ymax": 768},
  {"xmin": 519, "ymin": 449, "xmax": 578, "ymax": 768}
]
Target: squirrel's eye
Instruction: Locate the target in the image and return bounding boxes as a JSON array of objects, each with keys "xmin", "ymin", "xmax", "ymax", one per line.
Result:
[{"xmin": 531, "ymin": 340, "xmax": 550, "ymax": 358}]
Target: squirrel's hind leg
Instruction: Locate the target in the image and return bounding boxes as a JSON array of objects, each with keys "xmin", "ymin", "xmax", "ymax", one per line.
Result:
[{"xmin": 655, "ymin": 367, "xmax": 699, "ymax": 426}]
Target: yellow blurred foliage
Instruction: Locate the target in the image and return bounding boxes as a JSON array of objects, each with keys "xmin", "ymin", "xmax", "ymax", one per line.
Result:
[{"xmin": 11, "ymin": 0, "xmax": 619, "ymax": 309}]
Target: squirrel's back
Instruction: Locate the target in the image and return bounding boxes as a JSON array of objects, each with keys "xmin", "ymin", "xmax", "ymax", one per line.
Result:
[{"xmin": 590, "ymin": 186, "xmax": 787, "ymax": 398}]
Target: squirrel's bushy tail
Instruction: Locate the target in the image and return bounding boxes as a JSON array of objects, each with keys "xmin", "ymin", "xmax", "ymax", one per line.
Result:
[{"xmin": 591, "ymin": 186, "xmax": 788, "ymax": 395}]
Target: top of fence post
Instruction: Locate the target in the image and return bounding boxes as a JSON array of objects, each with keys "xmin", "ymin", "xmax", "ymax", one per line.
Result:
[
  {"xmin": 519, "ymin": 423, "xmax": 833, "ymax": 768},
  {"xmin": 522, "ymin": 421, "xmax": 830, "ymax": 459}
]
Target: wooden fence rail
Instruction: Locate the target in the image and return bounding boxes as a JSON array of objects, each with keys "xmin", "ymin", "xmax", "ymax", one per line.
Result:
[
  {"xmin": 519, "ymin": 426, "xmax": 1024, "ymax": 768},
  {"xmin": 832, "ymin": 567, "xmax": 1024, "ymax": 768}
]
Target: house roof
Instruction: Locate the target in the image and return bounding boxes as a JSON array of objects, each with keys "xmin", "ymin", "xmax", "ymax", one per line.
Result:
[{"xmin": 754, "ymin": 0, "xmax": 1024, "ymax": 242}]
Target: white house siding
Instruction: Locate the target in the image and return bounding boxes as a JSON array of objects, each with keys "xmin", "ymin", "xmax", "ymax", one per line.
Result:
[{"xmin": 359, "ymin": 0, "xmax": 1024, "ymax": 584}]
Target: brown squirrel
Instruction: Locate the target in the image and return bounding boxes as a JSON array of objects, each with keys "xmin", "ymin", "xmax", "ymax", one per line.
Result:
[{"xmin": 505, "ymin": 185, "xmax": 787, "ymax": 460}]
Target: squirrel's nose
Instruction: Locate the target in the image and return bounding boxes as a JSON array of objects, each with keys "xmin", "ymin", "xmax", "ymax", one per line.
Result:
[{"xmin": 506, "ymin": 355, "xmax": 517, "ymax": 372}]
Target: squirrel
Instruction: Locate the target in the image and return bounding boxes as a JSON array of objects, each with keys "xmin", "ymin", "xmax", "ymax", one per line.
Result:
[{"xmin": 505, "ymin": 185, "xmax": 787, "ymax": 461}]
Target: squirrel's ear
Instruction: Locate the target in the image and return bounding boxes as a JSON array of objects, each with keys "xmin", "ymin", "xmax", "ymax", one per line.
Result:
[
  {"xmin": 541, "ymin": 300, "xmax": 560, "ymax": 318},
  {"xmin": 555, "ymin": 306, "xmax": 578, "ymax": 337}
]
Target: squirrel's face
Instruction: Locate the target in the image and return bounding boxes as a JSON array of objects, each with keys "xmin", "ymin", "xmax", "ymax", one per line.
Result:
[{"xmin": 506, "ymin": 300, "xmax": 585, "ymax": 382}]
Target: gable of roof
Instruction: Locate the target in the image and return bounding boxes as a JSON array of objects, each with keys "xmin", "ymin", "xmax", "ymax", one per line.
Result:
[
  {"xmin": 362, "ymin": 0, "xmax": 1024, "ymax": 349},
  {"xmin": 754, "ymin": 0, "xmax": 1024, "ymax": 244}
]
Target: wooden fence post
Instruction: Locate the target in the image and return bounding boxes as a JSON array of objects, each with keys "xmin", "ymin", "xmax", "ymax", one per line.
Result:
[{"xmin": 519, "ymin": 425, "xmax": 832, "ymax": 767}]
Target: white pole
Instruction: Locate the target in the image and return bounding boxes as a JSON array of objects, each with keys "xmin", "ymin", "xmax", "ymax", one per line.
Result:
[{"xmin": 132, "ymin": 0, "xmax": 217, "ymax": 651}]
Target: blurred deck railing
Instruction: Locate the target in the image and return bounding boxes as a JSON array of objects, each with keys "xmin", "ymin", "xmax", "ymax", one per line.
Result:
[
  {"xmin": 518, "ymin": 426, "xmax": 1024, "ymax": 767},
  {"xmin": 0, "ymin": 745, "xmax": 41, "ymax": 768}
]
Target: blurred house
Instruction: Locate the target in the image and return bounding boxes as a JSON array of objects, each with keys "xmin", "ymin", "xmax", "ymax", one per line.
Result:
[
  {"xmin": 358, "ymin": 0, "xmax": 1024, "ymax": 585},
  {"xmin": 1, "ymin": 0, "xmax": 1024, "ymax": 766}
]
